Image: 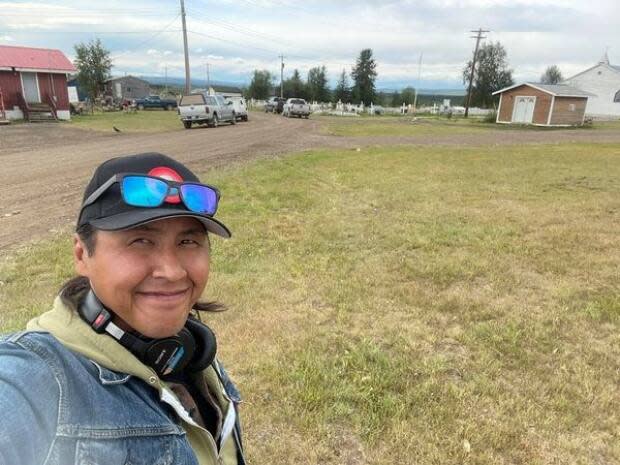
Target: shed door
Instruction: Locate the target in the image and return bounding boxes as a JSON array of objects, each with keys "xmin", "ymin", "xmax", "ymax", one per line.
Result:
[
  {"xmin": 21, "ymin": 72, "xmax": 40, "ymax": 103},
  {"xmin": 512, "ymin": 96, "xmax": 535, "ymax": 123}
]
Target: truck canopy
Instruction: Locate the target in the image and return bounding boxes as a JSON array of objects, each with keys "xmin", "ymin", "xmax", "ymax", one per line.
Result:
[{"xmin": 180, "ymin": 94, "xmax": 205, "ymax": 106}]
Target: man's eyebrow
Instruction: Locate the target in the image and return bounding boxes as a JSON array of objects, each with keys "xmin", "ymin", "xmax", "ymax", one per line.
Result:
[
  {"xmin": 126, "ymin": 225, "xmax": 205, "ymax": 235},
  {"xmin": 181, "ymin": 227, "xmax": 207, "ymax": 235},
  {"xmin": 130, "ymin": 225, "xmax": 156, "ymax": 232}
]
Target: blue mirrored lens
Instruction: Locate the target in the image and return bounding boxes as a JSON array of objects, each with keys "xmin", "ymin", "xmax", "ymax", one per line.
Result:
[
  {"xmin": 122, "ymin": 176, "xmax": 168, "ymax": 207},
  {"xmin": 180, "ymin": 184, "xmax": 217, "ymax": 214}
]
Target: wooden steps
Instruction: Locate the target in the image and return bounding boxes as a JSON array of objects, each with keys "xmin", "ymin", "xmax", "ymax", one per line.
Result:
[{"xmin": 26, "ymin": 103, "xmax": 58, "ymax": 123}]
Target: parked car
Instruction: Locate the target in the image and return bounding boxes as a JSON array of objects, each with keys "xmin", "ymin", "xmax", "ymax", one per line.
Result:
[
  {"xmin": 178, "ymin": 93, "xmax": 236, "ymax": 129},
  {"xmin": 264, "ymin": 96, "xmax": 284, "ymax": 113},
  {"xmin": 283, "ymin": 98, "xmax": 311, "ymax": 118},
  {"xmin": 225, "ymin": 96, "xmax": 248, "ymax": 121},
  {"xmin": 133, "ymin": 95, "xmax": 178, "ymax": 111}
]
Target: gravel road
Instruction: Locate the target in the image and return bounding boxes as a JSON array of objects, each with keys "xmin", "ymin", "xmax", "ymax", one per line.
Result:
[{"xmin": 1, "ymin": 113, "xmax": 618, "ymax": 253}]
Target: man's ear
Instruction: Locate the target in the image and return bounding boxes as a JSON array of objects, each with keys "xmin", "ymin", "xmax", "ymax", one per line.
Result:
[{"xmin": 74, "ymin": 234, "xmax": 89, "ymax": 277}]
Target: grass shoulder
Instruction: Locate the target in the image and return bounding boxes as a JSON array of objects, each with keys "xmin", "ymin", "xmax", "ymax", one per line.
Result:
[
  {"xmin": 70, "ymin": 109, "xmax": 182, "ymax": 133},
  {"xmin": 323, "ymin": 113, "xmax": 613, "ymax": 137}
]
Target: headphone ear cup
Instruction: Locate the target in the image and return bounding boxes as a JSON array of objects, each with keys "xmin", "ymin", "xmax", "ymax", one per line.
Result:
[
  {"xmin": 143, "ymin": 329, "xmax": 196, "ymax": 377},
  {"xmin": 185, "ymin": 317, "xmax": 217, "ymax": 372}
]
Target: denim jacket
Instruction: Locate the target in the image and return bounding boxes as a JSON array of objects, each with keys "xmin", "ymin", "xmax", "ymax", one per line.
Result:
[{"xmin": 0, "ymin": 297, "xmax": 244, "ymax": 465}]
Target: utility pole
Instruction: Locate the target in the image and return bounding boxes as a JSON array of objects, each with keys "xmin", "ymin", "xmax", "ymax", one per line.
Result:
[
  {"xmin": 412, "ymin": 52, "xmax": 423, "ymax": 114},
  {"xmin": 180, "ymin": 0, "xmax": 191, "ymax": 94},
  {"xmin": 164, "ymin": 65, "xmax": 168, "ymax": 94},
  {"xmin": 464, "ymin": 28, "xmax": 488, "ymax": 118},
  {"xmin": 206, "ymin": 63, "xmax": 211, "ymax": 92},
  {"xmin": 279, "ymin": 54, "xmax": 285, "ymax": 98}
]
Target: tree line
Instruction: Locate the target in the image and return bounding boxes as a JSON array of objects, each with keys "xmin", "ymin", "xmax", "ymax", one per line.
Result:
[
  {"xmin": 247, "ymin": 48, "xmax": 379, "ymax": 105},
  {"xmin": 73, "ymin": 40, "xmax": 566, "ymax": 110}
]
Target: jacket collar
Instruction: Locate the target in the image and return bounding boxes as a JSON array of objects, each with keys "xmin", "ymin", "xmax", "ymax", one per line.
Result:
[{"xmin": 27, "ymin": 295, "xmax": 160, "ymax": 388}]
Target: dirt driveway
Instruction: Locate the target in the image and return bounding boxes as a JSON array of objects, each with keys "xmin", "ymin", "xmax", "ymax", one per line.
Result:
[{"xmin": 1, "ymin": 113, "xmax": 619, "ymax": 253}]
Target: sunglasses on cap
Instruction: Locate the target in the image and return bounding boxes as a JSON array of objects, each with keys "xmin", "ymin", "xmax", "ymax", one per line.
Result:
[{"xmin": 81, "ymin": 173, "xmax": 220, "ymax": 216}]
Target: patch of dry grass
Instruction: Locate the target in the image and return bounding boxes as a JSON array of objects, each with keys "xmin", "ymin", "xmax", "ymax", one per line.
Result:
[
  {"xmin": 70, "ymin": 109, "xmax": 181, "ymax": 133},
  {"xmin": 323, "ymin": 115, "xmax": 615, "ymax": 137},
  {"xmin": 1, "ymin": 143, "xmax": 619, "ymax": 464}
]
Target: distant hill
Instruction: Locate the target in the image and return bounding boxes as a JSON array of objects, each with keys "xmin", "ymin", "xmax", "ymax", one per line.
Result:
[
  {"xmin": 418, "ymin": 88, "xmax": 466, "ymax": 96},
  {"xmin": 138, "ymin": 75, "xmax": 245, "ymax": 90}
]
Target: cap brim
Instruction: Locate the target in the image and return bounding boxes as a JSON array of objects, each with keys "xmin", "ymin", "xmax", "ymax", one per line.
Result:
[{"xmin": 89, "ymin": 208, "xmax": 231, "ymax": 238}]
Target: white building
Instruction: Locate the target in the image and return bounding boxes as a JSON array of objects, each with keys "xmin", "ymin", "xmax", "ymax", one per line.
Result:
[{"xmin": 563, "ymin": 52, "xmax": 620, "ymax": 118}]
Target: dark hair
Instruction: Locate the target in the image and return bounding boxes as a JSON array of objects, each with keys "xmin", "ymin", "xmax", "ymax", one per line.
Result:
[{"xmin": 60, "ymin": 224, "xmax": 225, "ymax": 313}]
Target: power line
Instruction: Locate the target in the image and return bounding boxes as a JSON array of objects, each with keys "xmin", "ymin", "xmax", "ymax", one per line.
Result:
[
  {"xmin": 1, "ymin": 12, "xmax": 177, "ymax": 17},
  {"xmin": 186, "ymin": 8, "xmax": 284, "ymax": 45},
  {"xmin": 187, "ymin": 29, "xmax": 279, "ymax": 58},
  {"xmin": 110, "ymin": 15, "xmax": 181, "ymax": 60},
  {"xmin": 0, "ymin": 29, "xmax": 182, "ymax": 35}
]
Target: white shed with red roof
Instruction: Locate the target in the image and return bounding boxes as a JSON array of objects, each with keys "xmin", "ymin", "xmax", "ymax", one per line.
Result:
[{"xmin": 0, "ymin": 45, "xmax": 76, "ymax": 121}]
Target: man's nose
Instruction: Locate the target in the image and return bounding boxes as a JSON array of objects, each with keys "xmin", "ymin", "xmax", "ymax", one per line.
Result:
[{"xmin": 151, "ymin": 247, "xmax": 188, "ymax": 281}]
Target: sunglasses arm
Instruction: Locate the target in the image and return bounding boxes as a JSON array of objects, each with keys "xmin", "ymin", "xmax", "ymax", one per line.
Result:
[{"xmin": 81, "ymin": 175, "xmax": 121, "ymax": 209}]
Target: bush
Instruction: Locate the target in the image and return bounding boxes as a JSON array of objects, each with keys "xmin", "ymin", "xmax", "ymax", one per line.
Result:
[{"xmin": 483, "ymin": 110, "xmax": 498, "ymax": 123}]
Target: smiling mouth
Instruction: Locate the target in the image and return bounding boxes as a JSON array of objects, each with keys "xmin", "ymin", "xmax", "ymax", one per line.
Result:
[{"xmin": 137, "ymin": 289, "xmax": 190, "ymax": 300}]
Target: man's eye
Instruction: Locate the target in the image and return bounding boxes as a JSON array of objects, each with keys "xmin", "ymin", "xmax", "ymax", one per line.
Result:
[{"xmin": 130, "ymin": 238, "xmax": 152, "ymax": 245}]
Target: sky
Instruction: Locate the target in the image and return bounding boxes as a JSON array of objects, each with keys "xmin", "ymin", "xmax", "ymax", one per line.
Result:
[{"xmin": 0, "ymin": 0, "xmax": 618, "ymax": 90}]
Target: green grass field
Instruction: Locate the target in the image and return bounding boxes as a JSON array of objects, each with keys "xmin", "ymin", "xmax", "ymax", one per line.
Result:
[
  {"xmin": 1, "ymin": 141, "xmax": 619, "ymax": 464},
  {"xmin": 324, "ymin": 115, "xmax": 620, "ymax": 137},
  {"xmin": 70, "ymin": 109, "xmax": 181, "ymax": 133}
]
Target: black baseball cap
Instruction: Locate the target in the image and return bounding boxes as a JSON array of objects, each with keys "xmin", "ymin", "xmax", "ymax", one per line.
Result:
[{"xmin": 77, "ymin": 153, "xmax": 231, "ymax": 238}]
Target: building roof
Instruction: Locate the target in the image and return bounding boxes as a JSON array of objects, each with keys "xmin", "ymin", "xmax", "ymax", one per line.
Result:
[
  {"xmin": 493, "ymin": 82, "xmax": 592, "ymax": 98},
  {"xmin": 564, "ymin": 60, "xmax": 620, "ymax": 81},
  {"xmin": 0, "ymin": 45, "xmax": 75, "ymax": 73}
]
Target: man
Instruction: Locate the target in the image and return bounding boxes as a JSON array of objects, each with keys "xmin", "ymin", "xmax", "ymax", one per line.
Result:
[{"xmin": 0, "ymin": 153, "xmax": 244, "ymax": 465}]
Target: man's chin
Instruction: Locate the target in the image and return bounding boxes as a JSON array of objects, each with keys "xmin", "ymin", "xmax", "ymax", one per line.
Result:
[{"xmin": 136, "ymin": 319, "xmax": 187, "ymax": 339}]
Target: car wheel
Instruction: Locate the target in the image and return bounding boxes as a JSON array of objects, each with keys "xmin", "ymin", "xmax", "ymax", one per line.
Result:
[
  {"xmin": 244, "ymin": 115, "xmax": 249, "ymax": 122},
  {"xmin": 137, "ymin": 104, "xmax": 144, "ymax": 111},
  {"xmin": 211, "ymin": 114, "xmax": 219, "ymax": 128},
  {"xmin": 231, "ymin": 112, "xmax": 237, "ymax": 125},
  {"xmin": 183, "ymin": 121, "xmax": 192, "ymax": 129}
]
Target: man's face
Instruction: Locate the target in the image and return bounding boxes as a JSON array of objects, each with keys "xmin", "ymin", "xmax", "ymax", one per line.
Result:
[{"xmin": 74, "ymin": 217, "xmax": 210, "ymax": 338}]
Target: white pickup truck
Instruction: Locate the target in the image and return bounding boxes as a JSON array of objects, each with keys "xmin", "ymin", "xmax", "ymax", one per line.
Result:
[
  {"xmin": 283, "ymin": 98, "xmax": 311, "ymax": 118},
  {"xmin": 178, "ymin": 93, "xmax": 236, "ymax": 129}
]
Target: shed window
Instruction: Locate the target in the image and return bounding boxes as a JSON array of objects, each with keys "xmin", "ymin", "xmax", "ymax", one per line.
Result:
[{"xmin": 614, "ymin": 90, "xmax": 620, "ymax": 102}]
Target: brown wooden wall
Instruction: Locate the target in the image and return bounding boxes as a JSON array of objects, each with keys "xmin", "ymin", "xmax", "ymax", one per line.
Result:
[
  {"xmin": 0, "ymin": 71, "xmax": 70, "ymax": 111},
  {"xmin": 0, "ymin": 71, "xmax": 23, "ymax": 109},
  {"xmin": 38, "ymin": 73, "xmax": 70, "ymax": 110},
  {"xmin": 550, "ymin": 97, "xmax": 587, "ymax": 126},
  {"xmin": 497, "ymin": 85, "xmax": 552, "ymax": 124}
]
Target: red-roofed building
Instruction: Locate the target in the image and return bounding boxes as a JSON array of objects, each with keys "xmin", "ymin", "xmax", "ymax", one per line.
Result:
[{"xmin": 0, "ymin": 44, "xmax": 76, "ymax": 121}]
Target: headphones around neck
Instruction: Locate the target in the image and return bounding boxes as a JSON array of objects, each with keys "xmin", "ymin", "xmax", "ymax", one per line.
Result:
[{"xmin": 78, "ymin": 289, "xmax": 217, "ymax": 379}]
